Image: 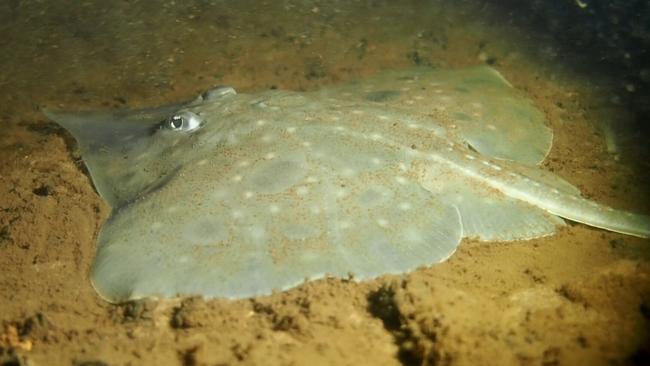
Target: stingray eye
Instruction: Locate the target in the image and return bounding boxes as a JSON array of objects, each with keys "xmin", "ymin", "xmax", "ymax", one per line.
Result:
[{"xmin": 166, "ymin": 111, "xmax": 203, "ymax": 132}]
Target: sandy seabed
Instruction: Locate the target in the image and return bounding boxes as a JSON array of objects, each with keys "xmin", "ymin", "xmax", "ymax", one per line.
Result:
[{"xmin": 0, "ymin": 1, "xmax": 648, "ymax": 365}]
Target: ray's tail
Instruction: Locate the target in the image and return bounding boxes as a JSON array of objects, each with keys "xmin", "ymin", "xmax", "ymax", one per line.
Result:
[
  {"xmin": 498, "ymin": 178, "xmax": 650, "ymax": 238},
  {"xmin": 431, "ymin": 149, "xmax": 650, "ymax": 238},
  {"xmin": 488, "ymin": 168, "xmax": 650, "ymax": 238}
]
